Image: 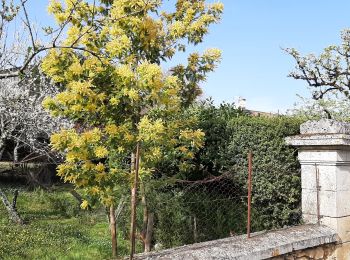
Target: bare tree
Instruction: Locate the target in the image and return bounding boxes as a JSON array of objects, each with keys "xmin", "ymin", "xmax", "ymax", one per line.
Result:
[
  {"xmin": 0, "ymin": 0, "xmax": 76, "ymax": 224},
  {"xmin": 285, "ymin": 29, "xmax": 350, "ymax": 101},
  {"xmin": 0, "ymin": 0, "xmax": 101, "ymax": 79},
  {"xmin": 0, "ymin": 67, "xmax": 71, "ymax": 163}
]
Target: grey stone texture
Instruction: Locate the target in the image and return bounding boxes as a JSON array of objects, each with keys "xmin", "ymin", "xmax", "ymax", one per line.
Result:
[
  {"xmin": 286, "ymin": 119, "xmax": 350, "ymax": 259},
  {"xmin": 300, "ymin": 119, "xmax": 350, "ymax": 135},
  {"xmin": 135, "ymin": 225, "xmax": 338, "ymax": 260}
]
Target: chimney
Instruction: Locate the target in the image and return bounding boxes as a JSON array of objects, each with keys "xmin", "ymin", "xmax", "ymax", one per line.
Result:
[{"xmin": 237, "ymin": 97, "xmax": 246, "ymax": 109}]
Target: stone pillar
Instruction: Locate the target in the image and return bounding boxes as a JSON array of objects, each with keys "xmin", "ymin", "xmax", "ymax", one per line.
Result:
[{"xmin": 286, "ymin": 119, "xmax": 350, "ymax": 259}]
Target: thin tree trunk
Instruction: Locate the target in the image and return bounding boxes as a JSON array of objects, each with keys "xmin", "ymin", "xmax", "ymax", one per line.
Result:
[
  {"xmin": 115, "ymin": 196, "xmax": 126, "ymax": 220},
  {"xmin": 0, "ymin": 187, "xmax": 23, "ymax": 225},
  {"xmin": 110, "ymin": 205, "xmax": 117, "ymax": 258},
  {"xmin": 130, "ymin": 142, "xmax": 141, "ymax": 260},
  {"xmin": 0, "ymin": 138, "xmax": 5, "ymax": 161},
  {"xmin": 12, "ymin": 189, "xmax": 19, "ymax": 209},
  {"xmin": 193, "ymin": 216, "xmax": 198, "ymax": 243},
  {"xmin": 0, "ymin": 146, "xmax": 5, "ymax": 161},
  {"xmin": 27, "ymin": 172, "xmax": 86, "ymax": 208},
  {"xmin": 13, "ymin": 141, "xmax": 20, "ymax": 163},
  {"xmin": 144, "ymin": 213, "xmax": 154, "ymax": 253},
  {"xmin": 70, "ymin": 190, "xmax": 83, "ymax": 205},
  {"xmin": 141, "ymin": 183, "xmax": 148, "ymax": 251}
]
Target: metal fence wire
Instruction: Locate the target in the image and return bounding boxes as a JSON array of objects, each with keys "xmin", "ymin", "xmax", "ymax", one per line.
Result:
[
  {"xmin": 115, "ymin": 171, "xmax": 252, "ymax": 257},
  {"xmin": 144, "ymin": 174, "xmax": 249, "ymax": 249},
  {"xmin": 116, "ymin": 152, "xmax": 301, "ymax": 258}
]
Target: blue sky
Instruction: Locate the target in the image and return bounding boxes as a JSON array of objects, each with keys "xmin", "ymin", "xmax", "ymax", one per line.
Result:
[{"xmin": 24, "ymin": 1, "xmax": 350, "ymax": 112}]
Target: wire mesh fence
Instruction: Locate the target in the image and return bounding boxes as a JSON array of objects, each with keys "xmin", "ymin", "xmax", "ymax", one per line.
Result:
[
  {"xmin": 146, "ymin": 174, "xmax": 248, "ymax": 248},
  {"xmin": 116, "ymin": 174, "xmax": 250, "ymax": 257},
  {"xmin": 115, "ymin": 152, "xmax": 302, "ymax": 259}
]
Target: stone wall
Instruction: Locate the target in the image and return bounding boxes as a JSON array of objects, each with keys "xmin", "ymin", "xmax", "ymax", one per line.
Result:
[
  {"xmin": 286, "ymin": 119, "xmax": 350, "ymax": 259},
  {"xmin": 136, "ymin": 225, "xmax": 338, "ymax": 260},
  {"xmin": 272, "ymin": 243, "xmax": 336, "ymax": 260}
]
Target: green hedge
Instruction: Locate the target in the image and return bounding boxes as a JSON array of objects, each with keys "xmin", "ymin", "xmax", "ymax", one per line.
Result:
[
  {"xmin": 223, "ymin": 116, "xmax": 303, "ymax": 230},
  {"xmin": 149, "ymin": 102, "xmax": 304, "ymax": 247}
]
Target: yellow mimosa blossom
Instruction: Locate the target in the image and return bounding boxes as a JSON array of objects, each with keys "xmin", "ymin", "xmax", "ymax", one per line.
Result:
[
  {"xmin": 94, "ymin": 146, "xmax": 109, "ymax": 158},
  {"xmin": 90, "ymin": 186, "xmax": 100, "ymax": 195},
  {"xmin": 80, "ymin": 200, "xmax": 89, "ymax": 209},
  {"xmin": 95, "ymin": 163, "xmax": 105, "ymax": 172},
  {"xmin": 105, "ymin": 124, "xmax": 118, "ymax": 135}
]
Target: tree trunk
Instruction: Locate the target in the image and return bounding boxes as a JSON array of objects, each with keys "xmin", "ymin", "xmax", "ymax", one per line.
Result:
[
  {"xmin": 13, "ymin": 141, "xmax": 20, "ymax": 163},
  {"xmin": 193, "ymin": 216, "xmax": 198, "ymax": 243},
  {"xmin": 141, "ymin": 183, "xmax": 148, "ymax": 251},
  {"xmin": 144, "ymin": 213, "xmax": 154, "ymax": 253},
  {"xmin": 12, "ymin": 189, "xmax": 19, "ymax": 209},
  {"xmin": 0, "ymin": 138, "xmax": 5, "ymax": 160},
  {"xmin": 70, "ymin": 190, "xmax": 84, "ymax": 205},
  {"xmin": 115, "ymin": 196, "xmax": 126, "ymax": 220},
  {"xmin": 110, "ymin": 205, "xmax": 117, "ymax": 258},
  {"xmin": 0, "ymin": 146, "xmax": 5, "ymax": 161},
  {"xmin": 130, "ymin": 142, "xmax": 141, "ymax": 260},
  {"xmin": 0, "ymin": 187, "xmax": 23, "ymax": 225}
]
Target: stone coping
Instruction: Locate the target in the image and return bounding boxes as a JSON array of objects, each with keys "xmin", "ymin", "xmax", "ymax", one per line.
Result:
[
  {"xmin": 134, "ymin": 225, "xmax": 338, "ymax": 260},
  {"xmin": 300, "ymin": 119, "xmax": 350, "ymax": 135},
  {"xmin": 285, "ymin": 134, "xmax": 350, "ymax": 147}
]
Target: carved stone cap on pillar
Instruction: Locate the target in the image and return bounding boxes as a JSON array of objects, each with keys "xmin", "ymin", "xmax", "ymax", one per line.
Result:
[
  {"xmin": 286, "ymin": 119, "xmax": 350, "ymax": 256},
  {"xmin": 286, "ymin": 119, "xmax": 350, "ymax": 147},
  {"xmin": 300, "ymin": 119, "xmax": 350, "ymax": 134}
]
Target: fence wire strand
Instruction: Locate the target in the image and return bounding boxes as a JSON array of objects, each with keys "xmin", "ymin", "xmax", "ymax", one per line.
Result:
[{"xmin": 128, "ymin": 173, "xmax": 250, "ymax": 253}]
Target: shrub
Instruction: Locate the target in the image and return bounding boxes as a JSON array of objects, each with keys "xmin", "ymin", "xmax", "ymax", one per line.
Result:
[
  {"xmin": 222, "ymin": 116, "xmax": 303, "ymax": 230},
  {"xmin": 149, "ymin": 102, "xmax": 303, "ymax": 248}
]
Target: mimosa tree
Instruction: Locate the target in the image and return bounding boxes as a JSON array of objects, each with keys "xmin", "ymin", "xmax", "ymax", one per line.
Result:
[{"xmin": 42, "ymin": 0, "xmax": 223, "ymax": 257}]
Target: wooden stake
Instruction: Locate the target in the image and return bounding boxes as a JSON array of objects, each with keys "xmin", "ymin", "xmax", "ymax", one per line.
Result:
[{"xmin": 110, "ymin": 205, "xmax": 117, "ymax": 258}]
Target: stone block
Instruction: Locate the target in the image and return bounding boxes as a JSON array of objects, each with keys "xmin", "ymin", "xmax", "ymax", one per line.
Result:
[
  {"xmin": 303, "ymin": 213, "xmax": 318, "ymax": 224},
  {"xmin": 301, "ymin": 165, "xmax": 337, "ymax": 191},
  {"xmin": 300, "ymin": 119, "xmax": 350, "ymax": 134},
  {"xmin": 286, "ymin": 134, "xmax": 350, "ymax": 147},
  {"xmin": 302, "ymin": 189, "xmax": 318, "ymax": 216},
  {"xmin": 321, "ymin": 216, "xmax": 350, "ymax": 243},
  {"xmin": 336, "ymin": 149, "xmax": 350, "ymax": 162},
  {"xmin": 301, "ymin": 165, "xmax": 317, "ymax": 190},
  {"xmin": 318, "ymin": 166, "xmax": 337, "ymax": 191},
  {"xmin": 335, "ymin": 190, "xmax": 350, "ymax": 217},
  {"xmin": 301, "ymin": 164, "xmax": 350, "ymax": 192},
  {"xmin": 303, "ymin": 189, "xmax": 350, "ymax": 218},
  {"xmin": 328, "ymin": 242, "xmax": 350, "ymax": 260},
  {"xmin": 137, "ymin": 225, "xmax": 338, "ymax": 260},
  {"xmin": 298, "ymin": 150, "xmax": 339, "ymax": 164},
  {"xmin": 335, "ymin": 166, "xmax": 350, "ymax": 191},
  {"xmin": 313, "ymin": 247, "xmax": 324, "ymax": 259},
  {"xmin": 319, "ymin": 190, "xmax": 337, "ymax": 217}
]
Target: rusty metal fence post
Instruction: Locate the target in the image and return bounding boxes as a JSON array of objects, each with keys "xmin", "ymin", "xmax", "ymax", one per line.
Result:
[
  {"xmin": 315, "ymin": 164, "xmax": 321, "ymax": 225},
  {"xmin": 247, "ymin": 151, "xmax": 252, "ymax": 238}
]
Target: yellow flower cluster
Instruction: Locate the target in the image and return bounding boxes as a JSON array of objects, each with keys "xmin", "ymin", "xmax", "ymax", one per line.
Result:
[
  {"xmin": 105, "ymin": 124, "xmax": 118, "ymax": 135},
  {"xmin": 106, "ymin": 35, "xmax": 131, "ymax": 56},
  {"xmin": 81, "ymin": 128, "xmax": 101, "ymax": 143},
  {"xmin": 138, "ymin": 117, "xmax": 165, "ymax": 143},
  {"xmin": 94, "ymin": 146, "xmax": 109, "ymax": 158}
]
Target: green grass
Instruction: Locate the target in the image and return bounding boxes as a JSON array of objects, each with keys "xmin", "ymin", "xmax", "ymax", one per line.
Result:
[{"xmin": 0, "ymin": 185, "xmax": 129, "ymax": 260}]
